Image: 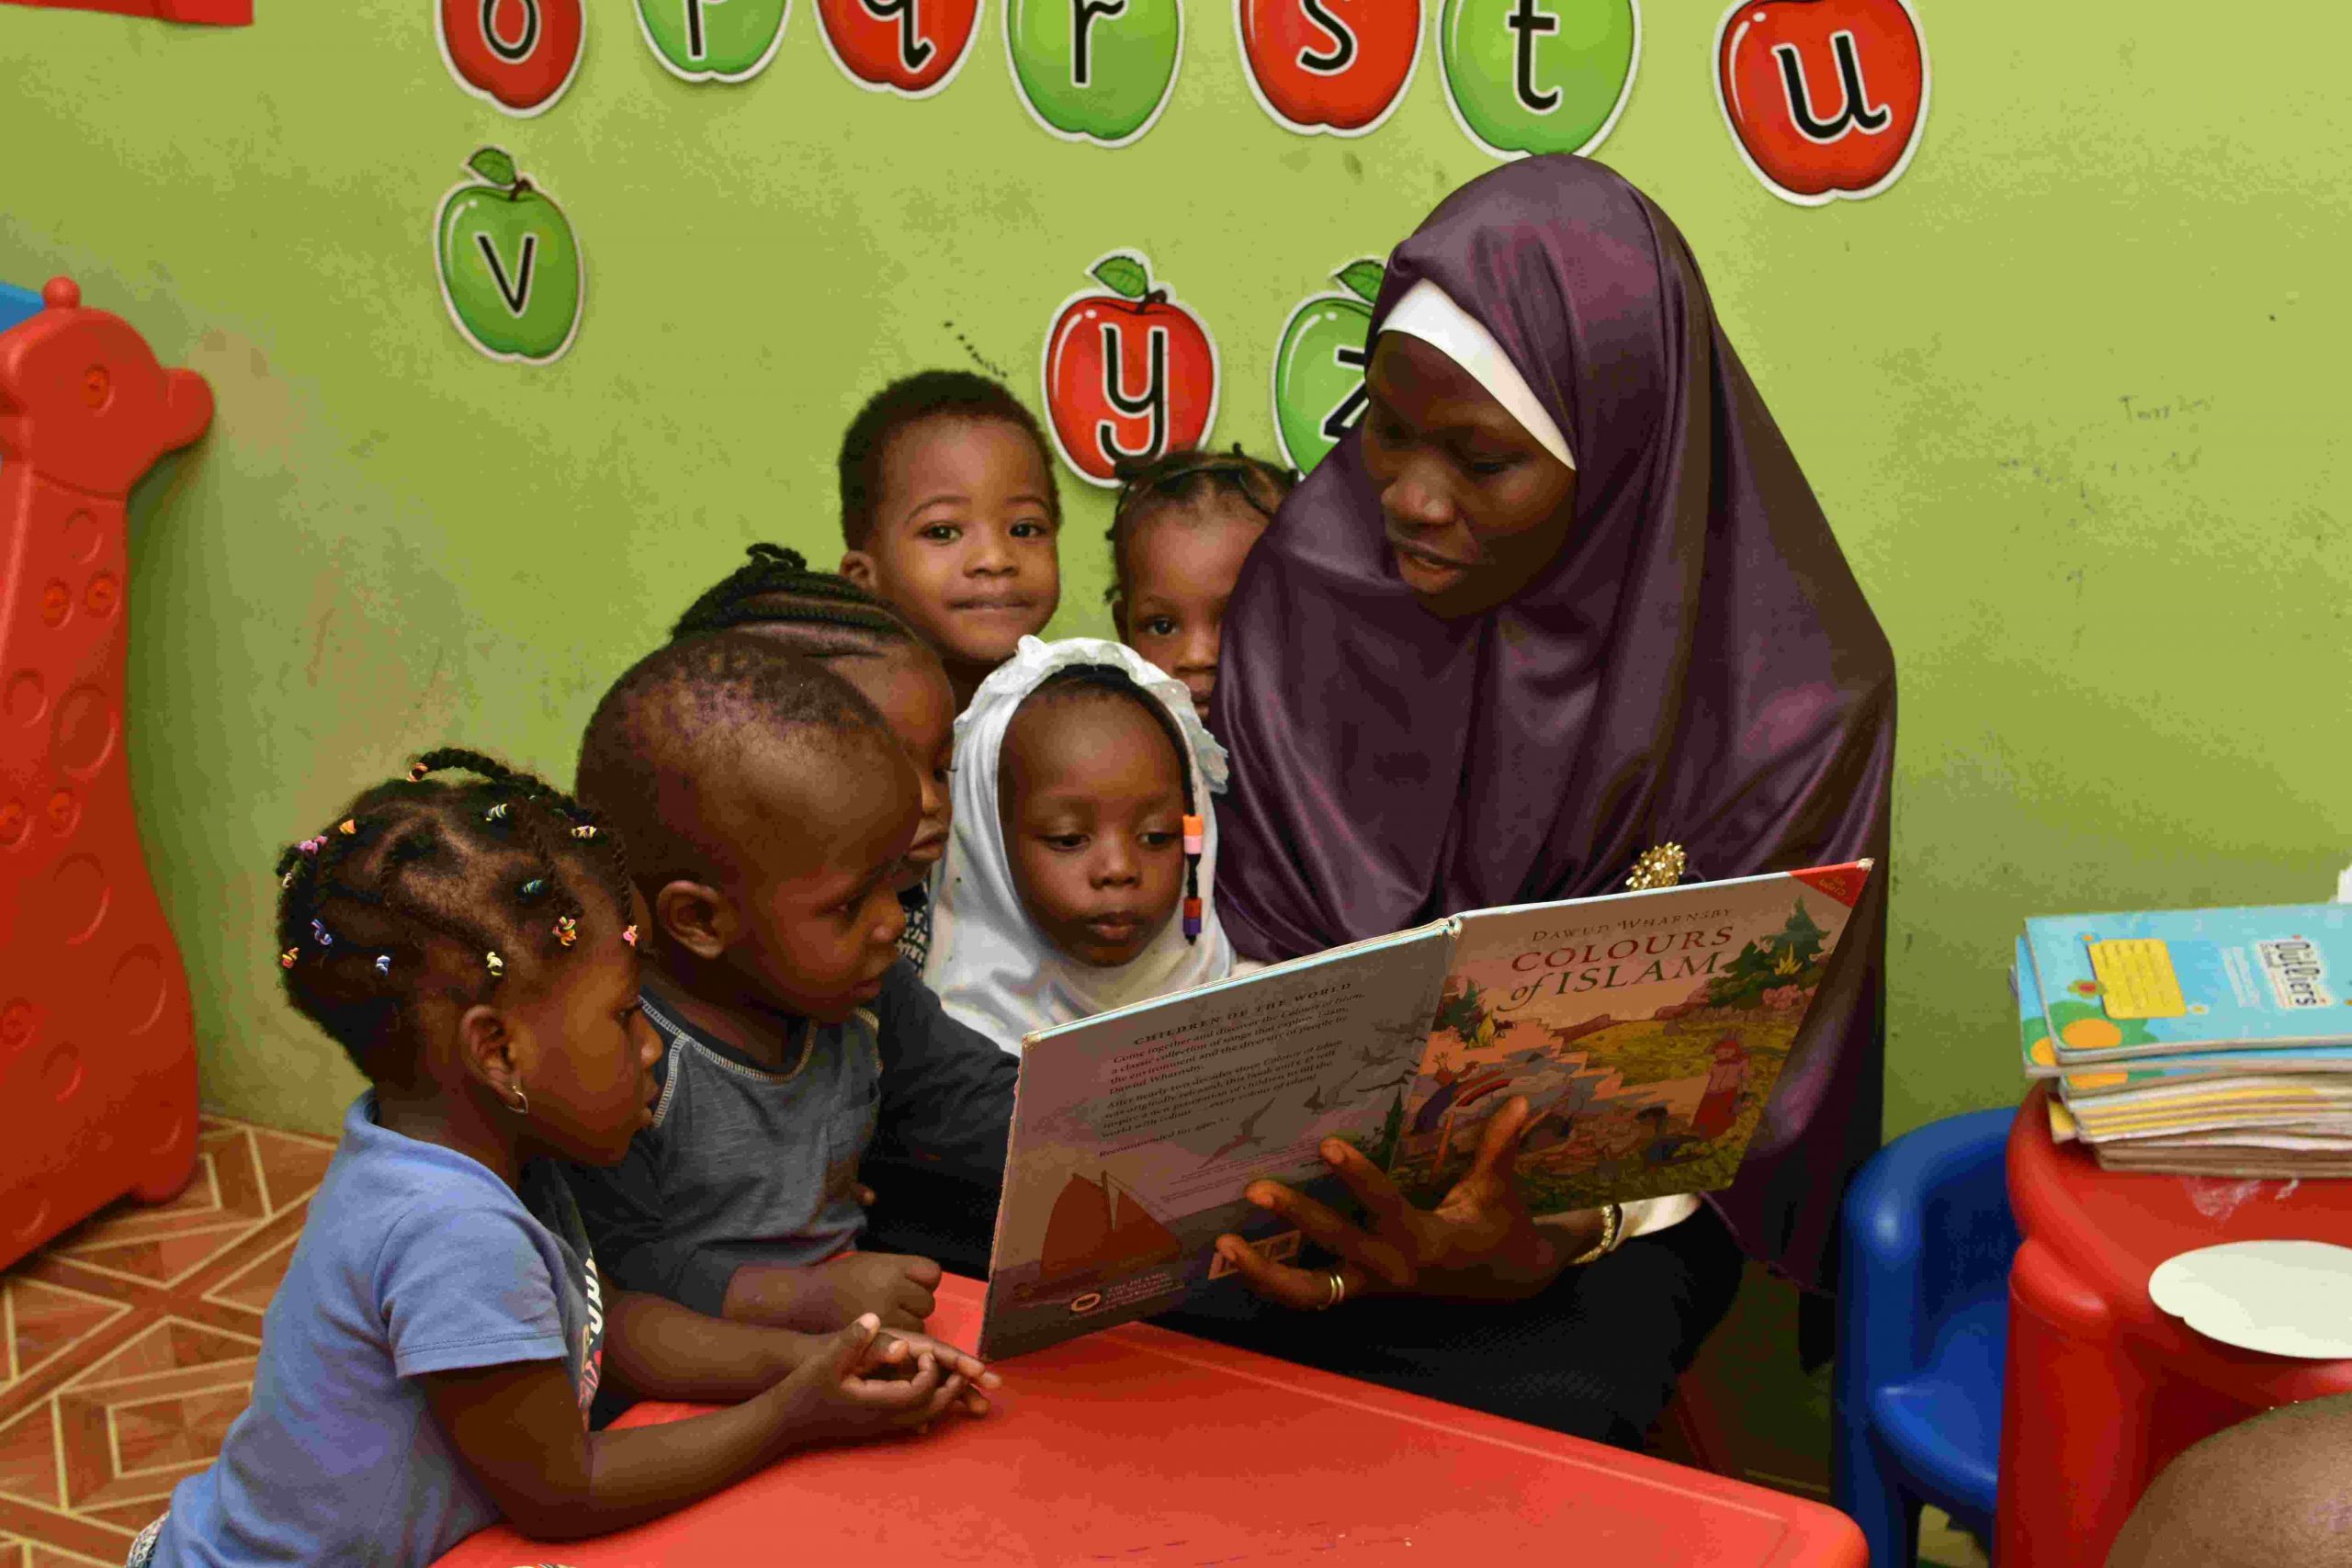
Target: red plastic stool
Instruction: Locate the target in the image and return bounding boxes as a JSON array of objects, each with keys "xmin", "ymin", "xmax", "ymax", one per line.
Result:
[
  {"xmin": 1996, "ymin": 1082, "xmax": 2352, "ymax": 1565},
  {"xmin": 0, "ymin": 276, "xmax": 211, "ymax": 1270}
]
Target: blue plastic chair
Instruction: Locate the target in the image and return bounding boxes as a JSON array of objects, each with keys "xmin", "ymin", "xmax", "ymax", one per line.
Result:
[{"xmin": 1834, "ymin": 1107, "xmax": 2021, "ymax": 1566}]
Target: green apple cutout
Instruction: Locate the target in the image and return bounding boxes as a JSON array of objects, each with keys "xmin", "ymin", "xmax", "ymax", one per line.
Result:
[
  {"xmin": 1272, "ymin": 258, "xmax": 1382, "ymax": 475},
  {"xmin": 636, "ymin": 0, "xmax": 791, "ymax": 83},
  {"xmin": 435, "ymin": 147, "xmax": 584, "ymax": 365},
  {"xmin": 1439, "ymin": 0, "xmax": 1638, "ymax": 160},
  {"xmin": 1005, "ymin": 0, "xmax": 1182, "ymax": 148}
]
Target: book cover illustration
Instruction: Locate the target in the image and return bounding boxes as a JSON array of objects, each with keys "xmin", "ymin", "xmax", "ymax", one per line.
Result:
[
  {"xmin": 1382, "ymin": 863, "xmax": 1871, "ymax": 1213},
  {"xmin": 981, "ymin": 926, "xmax": 1454, "ymax": 1360},
  {"xmin": 2023, "ymin": 905, "xmax": 2352, "ymax": 1060}
]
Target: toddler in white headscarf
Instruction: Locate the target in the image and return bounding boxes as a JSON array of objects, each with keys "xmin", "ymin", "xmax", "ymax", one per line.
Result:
[{"xmin": 923, "ymin": 637, "xmax": 1236, "ymax": 1053}]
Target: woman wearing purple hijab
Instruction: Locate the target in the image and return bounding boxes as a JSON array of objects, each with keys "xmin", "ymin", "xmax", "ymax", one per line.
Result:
[{"xmin": 1164, "ymin": 156, "xmax": 1894, "ymax": 1446}]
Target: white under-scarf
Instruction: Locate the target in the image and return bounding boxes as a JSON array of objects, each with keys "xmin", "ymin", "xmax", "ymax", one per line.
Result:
[{"xmin": 923, "ymin": 637, "xmax": 1236, "ymax": 1055}]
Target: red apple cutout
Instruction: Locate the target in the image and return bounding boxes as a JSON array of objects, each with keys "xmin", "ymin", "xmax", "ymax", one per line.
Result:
[
  {"xmin": 1714, "ymin": 0, "xmax": 1928, "ymax": 206},
  {"xmin": 1042, "ymin": 252, "xmax": 1219, "ymax": 488},
  {"xmin": 817, "ymin": 0, "xmax": 983, "ymax": 96},
  {"xmin": 437, "ymin": 0, "xmax": 586, "ymax": 118},
  {"xmin": 1238, "ymin": 0, "xmax": 1422, "ymax": 136}
]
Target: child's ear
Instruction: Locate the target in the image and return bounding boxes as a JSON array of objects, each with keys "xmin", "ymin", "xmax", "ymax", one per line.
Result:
[
  {"xmin": 840, "ymin": 551, "xmax": 876, "ymax": 590},
  {"xmin": 456, "ymin": 1005, "xmax": 526, "ymax": 1108},
  {"xmin": 656, "ymin": 878, "xmax": 737, "ymax": 961}
]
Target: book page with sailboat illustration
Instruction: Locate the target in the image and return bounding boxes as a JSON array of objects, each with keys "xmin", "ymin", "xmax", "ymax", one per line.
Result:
[
  {"xmin": 1384, "ymin": 863, "xmax": 1874, "ymax": 1214},
  {"xmin": 980, "ymin": 923, "xmax": 1456, "ymax": 1360}
]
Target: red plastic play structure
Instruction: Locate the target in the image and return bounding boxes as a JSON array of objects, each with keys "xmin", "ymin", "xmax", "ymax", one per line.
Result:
[{"xmin": 0, "ymin": 277, "xmax": 210, "ymax": 1272}]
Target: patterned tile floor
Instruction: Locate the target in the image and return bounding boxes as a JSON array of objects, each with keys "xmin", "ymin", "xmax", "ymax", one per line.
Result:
[{"xmin": 0, "ymin": 1117, "xmax": 334, "ymax": 1567}]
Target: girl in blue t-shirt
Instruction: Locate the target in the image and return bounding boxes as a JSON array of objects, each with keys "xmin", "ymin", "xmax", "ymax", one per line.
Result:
[{"xmin": 130, "ymin": 750, "xmax": 995, "ymax": 1568}]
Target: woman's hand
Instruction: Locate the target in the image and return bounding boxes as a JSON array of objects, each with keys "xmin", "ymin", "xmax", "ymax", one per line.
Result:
[{"xmin": 1213, "ymin": 1097, "xmax": 1591, "ymax": 1308}]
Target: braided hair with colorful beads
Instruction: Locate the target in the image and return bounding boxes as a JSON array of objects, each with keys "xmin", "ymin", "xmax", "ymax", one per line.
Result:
[
  {"xmin": 1024, "ymin": 663, "xmax": 1208, "ymax": 943},
  {"xmin": 272, "ymin": 749, "xmax": 636, "ymax": 1080}
]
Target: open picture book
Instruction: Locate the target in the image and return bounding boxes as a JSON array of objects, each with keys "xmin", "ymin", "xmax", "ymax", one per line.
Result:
[{"xmin": 978, "ymin": 861, "xmax": 1874, "ymax": 1359}]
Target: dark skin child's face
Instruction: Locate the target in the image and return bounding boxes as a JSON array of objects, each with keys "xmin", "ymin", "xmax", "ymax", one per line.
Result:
[
  {"xmin": 827, "ymin": 643, "xmax": 956, "ymax": 892},
  {"xmin": 1359, "ymin": 333, "xmax": 1579, "ymax": 619},
  {"xmin": 1114, "ymin": 494, "xmax": 1268, "ymax": 726},
  {"xmin": 653, "ymin": 730, "xmax": 920, "ymax": 1033},
  {"xmin": 841, "ymin": 415, "xmax": 1062, "ymax": 693},
  {"xmin": 999, "ymin": 694, "xmax": 1187, "ymax": 969}
]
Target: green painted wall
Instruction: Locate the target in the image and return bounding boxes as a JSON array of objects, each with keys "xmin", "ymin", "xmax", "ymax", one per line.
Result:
[{"xmin": 3, "ymin": 3, "xmax": 2346, "ymax": 1143}]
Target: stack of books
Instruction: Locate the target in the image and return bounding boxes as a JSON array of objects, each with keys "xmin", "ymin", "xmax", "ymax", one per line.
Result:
[{"xmin": 2013, "ymin": 902, "xmax": 2352, "ymax": 1177}]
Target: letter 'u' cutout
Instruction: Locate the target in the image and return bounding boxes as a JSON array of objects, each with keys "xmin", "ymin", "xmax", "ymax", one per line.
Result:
[{"xmin": 1713, "ymin": 0, "xmax": 1928, "ymax": 206}]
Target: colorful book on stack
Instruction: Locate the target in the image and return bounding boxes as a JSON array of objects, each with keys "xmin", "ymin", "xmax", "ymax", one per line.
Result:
[
  {"xmin": 2016, "ymin": 904, "xmax": 2352, "ymax": 1176},
  {"xmin": 979, "ymin": 862, "xmax": 1874, "ymax": 1359}
]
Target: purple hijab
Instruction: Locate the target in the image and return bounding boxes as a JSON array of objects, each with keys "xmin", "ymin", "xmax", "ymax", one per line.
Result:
[{"xmin": 1209, "ymin": 157, "xmax": 1894, "ymax": 1292}]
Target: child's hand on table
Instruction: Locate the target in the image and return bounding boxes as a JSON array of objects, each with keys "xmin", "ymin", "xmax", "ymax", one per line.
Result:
[
  {"xmin": 723, "ymin": 1252, "xmax": 943, "ymax": 1333},
  {"xmin": 775, "ymin": 1315, "xmax": 973, "ymax": 1444},
  {"xmin": 862, "ymin": 1328, "xmax": 999, "ymax": 1419}
]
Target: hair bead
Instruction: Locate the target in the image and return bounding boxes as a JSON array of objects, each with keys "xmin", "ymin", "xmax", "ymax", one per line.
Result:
[
  {"xmin": 374, "ymin": 953, "xmax": 392, "ymax": 976},
  {"xmin": 621, "ymin": 924, "xmax": 639, "ymax": 948},
  {"xmin": 553, "ymin": 915, "xmax": 578, "ymax": 948},
  {"xmin": 337, "ymin": 819, "xmax": 357, "ymax": 837},
  {"xmin": 1182, "ymin": 815, "xmax": 1205, "ymax": 856},
  {"xmin": 1182, "ymin": 897, "xmax": 1204, "ymax": 941},
  {"xmin": 406, "ymin": 762, "xmax": 431, "ymax": 783},
  {"xmin": 311, "ymin": 919, "xmax": 334, "ymax": 948},
  {"xmin": 485, "ymin": 951, "xmax": 505, "ymax": 979},
  {"xmin": 279, "ymin": 948, "xmax": 299, "ymax": 969},
  {"xmin": 570, "ymin": 824, "xmax": 597, "ymax": 840}
]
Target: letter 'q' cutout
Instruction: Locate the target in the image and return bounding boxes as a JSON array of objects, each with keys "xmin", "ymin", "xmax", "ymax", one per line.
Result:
[{"xmin": 816, "ymin": 0, "xmax": 986, "ymax": 97}]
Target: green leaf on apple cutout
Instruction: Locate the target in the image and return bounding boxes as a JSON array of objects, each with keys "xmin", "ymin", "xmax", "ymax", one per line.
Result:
[
  {"xmin": 1089, "ymin": 254, "xmax": 1151, "ymax": 300},
  {"xmin": 468, "ymin": 147, "xmax": 519, "ymax": 189},
  {"xmin": 1337, "ymin": 260, "xmax": 1385, "ymax": 303}
]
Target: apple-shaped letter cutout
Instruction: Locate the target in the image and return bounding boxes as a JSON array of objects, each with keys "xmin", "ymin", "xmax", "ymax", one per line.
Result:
[
  {"xmin": 1714, "ymin": 0, "xmax": 1927, "ymax": 205},
  {"xmin": 437, "ymin": 0, "xmax": 585, "ymax": 117},
  {"xmin": 637, "ymin": 0, "xmax": 791, "ymax": 82},
  {"xmin": 1042, "ymin": 252, "xmax": 1218, "ymax": 488},
  {"xmin": 1438, "ymin": 0, "xmax": 1637, "ymax": 160},
  {"xmin": 1272, "ymin": 258, "xmax": 1381, "ymax": 475},
  {"xmin": 818, "ymin": 0, "xmax": 983, "ymax": 96},
  {"xmin": 1238, "ymin": 0, "xmax": 1421, "ymax": 137},
  {"xmin": 1005, "ymin": 0, "xmax": 1182, "ymax": 148},
  {"xmin": 435, "ymin": 147, "xmax": 584, "ymax": 365}
]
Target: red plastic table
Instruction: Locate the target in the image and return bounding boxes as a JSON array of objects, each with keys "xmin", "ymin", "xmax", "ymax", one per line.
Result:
[
  {"xmin": 1998, "ymin": 1082, "xmax": 2352, "ymax": 1564},
  {"xmin": 438, "ymin": 1273, "xmax": 1866, "ymax": 1567}
]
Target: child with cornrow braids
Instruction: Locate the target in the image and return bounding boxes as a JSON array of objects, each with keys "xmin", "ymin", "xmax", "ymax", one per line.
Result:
[
  {"xmin": 127, "ymin": 750, "xmax": 992, "ymax": 1568},
  {"xmin": 1103, "ymin": 446, "xmax": 1295, "ymax": 728},
  {"xmin": 673, "ymin": 544, "xmax": 954, "ymax": 970}
]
